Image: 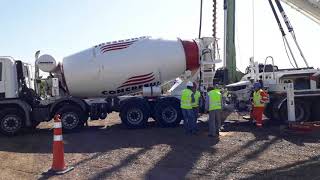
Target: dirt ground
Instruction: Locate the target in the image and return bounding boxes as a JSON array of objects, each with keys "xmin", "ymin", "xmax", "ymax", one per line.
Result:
[{"xmin": 0, "ymin": 112, "xmax": 320, "ymax": 180}]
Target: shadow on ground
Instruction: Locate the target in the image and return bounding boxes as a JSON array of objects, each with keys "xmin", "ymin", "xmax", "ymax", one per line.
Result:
[
  {"xmin": 0, "ymin": 121, "xmax": 219, "ymax": 179},
  {"xmin": 242, "ymin": 155, "xmax": 320, "ymax": 180},
  {"xmin": 1, "ymin": 115, "xmax": 320, "ymax": 179},
  {"xmin": 0, "ymin": 121, "xmax": 217, "ymax": 154},
  {"xmin": 223, "ymin": 118, "xmax": 320, "ymax": 146}
]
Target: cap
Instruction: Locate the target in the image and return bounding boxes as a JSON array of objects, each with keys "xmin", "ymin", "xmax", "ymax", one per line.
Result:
[{"xmin": 186, "ymin": 81, "xmax": 193, "ymax": 87}]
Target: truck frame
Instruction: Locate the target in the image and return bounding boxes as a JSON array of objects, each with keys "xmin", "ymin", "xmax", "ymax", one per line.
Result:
[{"xmin": 0, "ymin": 37, "xmax": 218, "ymax": 136}]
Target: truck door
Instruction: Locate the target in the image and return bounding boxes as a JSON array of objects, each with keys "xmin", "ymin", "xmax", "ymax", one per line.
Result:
[{"xmin": 0, "ymin": 60, "xmax": 4, "ymax": 98}]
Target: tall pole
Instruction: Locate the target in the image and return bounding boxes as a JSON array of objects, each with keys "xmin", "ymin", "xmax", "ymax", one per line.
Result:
[
  {"xmin": 223, "ymin": 0, "xmax": 227, "ymax": 68},
  {"xmin": 274, "ymin": 0, "xmax": 310, "ymax": 68},
  {"xmin": 213, "ymin": 0, "xmax": 217, "ymax": 59},
  {"xmin": 225, "ymin": 0, "xmax": 237, "ymax": 83},
  {"xmin": 199, "ymin": 0, "xmax": 203, "ymax": 39},
  {"xmin": 34, "ymin": 50, "xmax": 40, "ymax": 95}
]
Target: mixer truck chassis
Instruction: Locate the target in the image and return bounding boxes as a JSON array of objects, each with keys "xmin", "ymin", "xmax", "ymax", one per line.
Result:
[
  {"xmin": 0, "ymin": 36, "xmax": 218, "ymax": 135},
  {"xmin": 0, "ymin": 94, "xmax": 182, "ymax": 135}
]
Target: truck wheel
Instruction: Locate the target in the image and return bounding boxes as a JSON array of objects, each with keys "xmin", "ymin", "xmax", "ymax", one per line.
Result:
[
  {"xmin": 57, "ymin": 105, "xmax": 86, "ymax": 131},
  {"xmin": 0, "ymin": 108, "xmax": 24, "ymax": 136},
  {"xmin": 264, "ymin": 103, "xmax": 273, "ymax": 119},
  {"xmin": 120, "ymin": 99, "xmax": 149, "ymax": 128},
  {"xmin": 154, "ymin": 98, "xmax": 182, "ymax": 127},
  {"xmin": 279, "ymin": 100, "xmax": 311, "ymax": 122},
  {"xmin": 264, "ymin": 102, "xmax": 282, "ymax": 122},
  {"xmin": 311, "ymin": 102, "xmax": 320, "ymax": 121},
  {"xmin": 31, "ymin": 122, "xmax": 41, "ymax": 129}
]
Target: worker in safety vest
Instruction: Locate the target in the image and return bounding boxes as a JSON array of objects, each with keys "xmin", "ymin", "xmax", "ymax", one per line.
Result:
[
  {"xmin": 252, "ymin": 82, "xmax": 269, "ymax": 127},
  {"xmin": 206, "ymin": 83, "xmax": 222, "ymax": 137},
  {"xmin": 181, "ymin": 81, "xmax": 195, "ymax": 134},
  {"xmin": 192, "ymin": 82, "xmax": 201, "ymax": 131}
]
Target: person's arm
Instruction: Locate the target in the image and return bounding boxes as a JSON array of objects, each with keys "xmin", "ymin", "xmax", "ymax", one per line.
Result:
[
  {"xmin": 261, "ymin": 90, "xmax": 269, "ymax": 103},
  {"xmin": 191, "ymin": 93, "xmax": 195, "ymax": 104},
  {"xmin": 220, "ymin": 94, "xmax": 223, "ymax": 109},
  {"xmin": 205, "ymin": 95, "xmax": 209, "ymax": 112}
]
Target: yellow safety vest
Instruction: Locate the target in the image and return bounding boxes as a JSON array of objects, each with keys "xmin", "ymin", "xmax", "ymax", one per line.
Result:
[
  {"xmin": 180, "ymin": 89, "xmax": 193, "ymax": 109},
  {"xmin": 208, "ymin": 89, "xmax": 222, "ymax": 111},
  {"xmin": 192, "ymin": 90, "xmax": 201, "ymax": 108},
  {"xmin": 253, "ymin": 89, "xmax": 265, "ymax": 107}
]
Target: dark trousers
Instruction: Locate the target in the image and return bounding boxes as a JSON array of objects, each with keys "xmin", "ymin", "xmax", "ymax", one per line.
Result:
[
  {"xmin": 182, "ymin": 109, "xmax": 194, "ymax": 133},
  {"xmin": 208, "ymin": 110, "xmax": 221, "ymax": 136}
]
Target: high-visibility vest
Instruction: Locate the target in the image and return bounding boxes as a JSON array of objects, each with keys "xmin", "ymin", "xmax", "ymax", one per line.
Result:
[
  {"xmin": 192, "ymin": 90, "xmax": 201, "ymax": 108},
  {"xmin": 180, "ymin": 89, "xmax": 193, "ymax": 109},
  {"xmin": 253, "ymin": 89, "xmax": 268, "ymax": 107},
  {"xmin": 208, "ymin": 89, "xmax": 222, "ymax": 111}
]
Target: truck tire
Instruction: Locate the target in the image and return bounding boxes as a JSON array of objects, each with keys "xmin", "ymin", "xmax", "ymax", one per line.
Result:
[
  {"xmin": 57, "ymin": 105, "xmax": 86, "ymax": 131},
  {"xmin": 279, "ymin": 100, "xmax": 311, "ymax": 122},
  {"xmin": 0, "ymin": 108, "xmax": 24, "ymax": 136},
  {"xmin": 311, "ymin": 101, "xmax": 320, "ymax": 121},
  {"xmin": 31, "ymin": 122, "xmax": 41, "ymax": 129},
  {"xmin": 264, "ymin": 102, "xmax": 281, "ymax": 123},
  {"xmin": 264, "ymin": 103, "xmax": 273, "ymax": 119},
  {"xmin": 120, "ymin": 99, "xmax": 149, "ymax": 128},
  {"xmin": 154, "ymin": 98, "xmax": 182, "ymax": 127}
]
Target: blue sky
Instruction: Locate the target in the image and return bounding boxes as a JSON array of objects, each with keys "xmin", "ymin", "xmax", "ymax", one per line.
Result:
[{"xmin": 0, "ymin": 0, "xmax": 319, "ymax": 72}]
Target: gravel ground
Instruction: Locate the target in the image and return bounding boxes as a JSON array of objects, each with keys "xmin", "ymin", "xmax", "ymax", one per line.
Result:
[{"xmin": 0, "ymin": 112, "xmax": 319, "ymax": 180}]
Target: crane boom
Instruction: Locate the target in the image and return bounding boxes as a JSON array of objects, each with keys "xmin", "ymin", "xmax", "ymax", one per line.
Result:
[{"xmin": 281, "ymin": 0, "xmax": 320, "ymax": 25}]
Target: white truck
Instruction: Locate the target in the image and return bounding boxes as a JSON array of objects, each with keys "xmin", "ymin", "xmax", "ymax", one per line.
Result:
[
  {"xmin": 0, "ymin": 36, "xmax": 218, "ymax": 135},
  {"xmin": 224, "ymin": 0, "xmax": 320, "ymax": 124},
  {"xmin": 226, "ymin": 57, "xmax": 320, "ymax": 123}
]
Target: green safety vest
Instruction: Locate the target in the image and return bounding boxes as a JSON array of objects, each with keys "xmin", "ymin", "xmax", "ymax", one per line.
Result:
[
  {"xmin": 192, "ymin": 90, "xmax": 201, "ymax": 108},
  {"xmin": 180, "ymin": 89, "xmax": 193, "ymax": 110},
  {"xmin": 208, "ymin": 89, "xmax": 222, "ymax": 111},
  {"xmin": 253, "ymin": 90, "xmax": 265, "ymax": 107}
]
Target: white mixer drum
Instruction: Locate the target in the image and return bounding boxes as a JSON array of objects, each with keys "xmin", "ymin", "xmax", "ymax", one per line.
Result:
[{"xmin": 62, "ymin": 37, "xmax": 199, "ymax": 98}]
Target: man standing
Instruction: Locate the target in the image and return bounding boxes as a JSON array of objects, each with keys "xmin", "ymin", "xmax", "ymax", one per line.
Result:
[
  {"xmin": 180, "ymin": 81, "xmax": 194, "ymax": 134},
  {"xmin": 252, "ymin": 82, "xmax": 269, "ymax": 127},
  {"xmin": 192, "ymin": 82, "xmax": 201, "ymax": 131},
  {"xmin": 206, "ymin": 84, "xmax": 222, "ymax": 137}
]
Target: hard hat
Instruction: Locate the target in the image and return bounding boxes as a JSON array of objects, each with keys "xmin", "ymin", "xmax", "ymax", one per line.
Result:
[
  {"xmin": 253, "ymin": 82, "xmax": 261, "ymax": 89},
  {"xmin": 186, "ymin": 81, "xmax": 193, "ymax": 87}
]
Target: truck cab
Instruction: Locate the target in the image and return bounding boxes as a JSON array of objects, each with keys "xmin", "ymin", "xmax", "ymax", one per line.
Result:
[
  {"xmin": 0, "ymin": 57, "xmax": 19, "ymax": 99},
  {"xmin": 0, "ymin": 57, "xmax": 40, "ymax": 135},
  {"xmin": 0, "ymin": 57, "xmax": 35, "ymax": 98}
]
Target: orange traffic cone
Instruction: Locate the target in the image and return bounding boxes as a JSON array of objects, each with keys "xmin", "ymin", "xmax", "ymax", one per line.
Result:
[{"xmin": 46, "ymin": 114, "xmax": 74, "ymax": 175}]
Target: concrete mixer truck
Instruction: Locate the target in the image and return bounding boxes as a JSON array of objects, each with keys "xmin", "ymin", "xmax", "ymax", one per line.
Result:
[{"xmin": 0, "ymin": 36, "xmax": 219, "ymax": 135}]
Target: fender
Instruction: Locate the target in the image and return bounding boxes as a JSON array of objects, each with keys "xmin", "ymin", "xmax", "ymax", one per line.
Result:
[
  {"xmin": 119, "ymin": 96, "xmax": 150, "ymax": 110},
  {"xmin": 0, "ymin": 99, "xmax": 32, "ymax": 126},
  {"xmin": 49, "ymin": 97, "xmax": 88, "ymax": 115}
]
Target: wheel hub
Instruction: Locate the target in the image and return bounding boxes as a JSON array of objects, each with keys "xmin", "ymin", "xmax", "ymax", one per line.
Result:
[
  {"xmin": 2, "ymin": 115, "xmax": 20, "ymax": 132},
  {"xmin": 127, "ymin": 108, "xmax": 143, "ymax": 125},
  {"xmin": 62, "ymin": 113, "xmax": 79, "ymax": 129},
  {"xmin": 161, "ymin": 107, "xmax": 177, "ymax": 123}
]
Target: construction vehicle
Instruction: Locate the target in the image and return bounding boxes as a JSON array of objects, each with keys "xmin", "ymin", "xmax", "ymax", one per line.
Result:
[
  {"xmin": 224, "ymin": 0, "xmax": 320, "ymax": 124},
  {"xmin": 4, "ymin": 0, "xmax": 317, "ymax": 136},
  {"xmin": 0, "ymin": 36, "xmax": 219, "ymax": 135},
  {"xmin": 226, "ymin": 58, "xmax": 320, "ymax": 122}
]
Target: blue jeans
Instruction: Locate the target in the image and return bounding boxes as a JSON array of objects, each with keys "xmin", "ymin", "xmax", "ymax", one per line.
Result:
[
  {"xmin": 193, "ymin": 108, "xmax": 199, "ymax": 131},
  {"xmin": 182, "ymin": 109, "xmax": 195, "ymax": 133}
]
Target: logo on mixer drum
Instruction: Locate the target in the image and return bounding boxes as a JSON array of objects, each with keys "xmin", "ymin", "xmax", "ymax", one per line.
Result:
[{"xmin": 102, "ymin": 72, "xmax": 160, "ymax": 95}]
